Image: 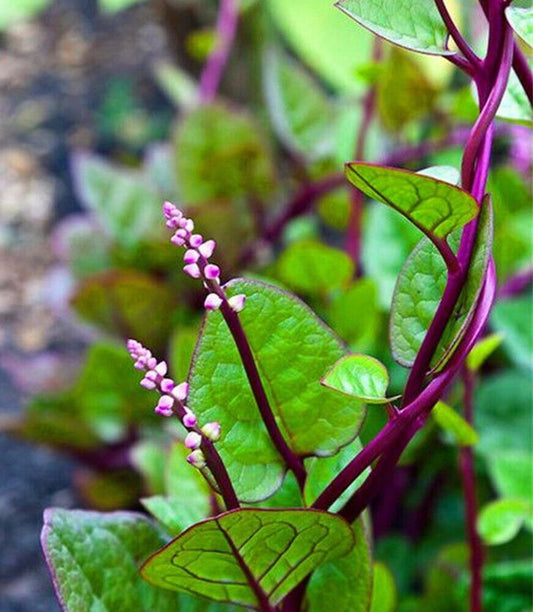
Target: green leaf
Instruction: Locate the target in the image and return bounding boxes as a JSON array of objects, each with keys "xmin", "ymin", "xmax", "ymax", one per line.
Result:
[
  {"xmin": 71, "ymin": 270, "xmax": 176, "ymax": 352},
  {"xmin": 336, "ymin": 0, "xmax": 452, "ymax": 55},
  {"xmin": 306, "ymin": 518, "xmax": 373, "ymax": 612},
  {"xmin": 276, "ymin": 240, "xmax": 355, "ymax": 295},
  {"xmin": 263, "ymin": 47, "xmax": 334, "ymax": 159},
  {"xmin": 497, "ymin": 69, "xmax": 533, "ymax": 126},
  {"xmin": 432, "ymin": 401, "xmax": 479, "ymax": 446},
  {"xmin": 491, "ymin": 294, "xmax": 533, "ymax": 371},
  {"xmin": 475, "ymin": 371, "xmax": 532, "ymax": 458},
  {"xmin": 478, "ymin": 499, "xmax": 530, "ymax": 546},
  {"xmin": 0, "ymin": 0, "xmax": 51, "ymax": 30},
  {"xmin": 71, "ymin": 153, "xmax": 165, "ymax": 248},
  {"xmin": 131, "ymin": 440, "xmax": 167, "ymax": 495},
  {"xmin": 98, "ymin": 0, "xmax": 143, "ymax": 12},
  {"xmin": 506, "ymin": 6, "xmax": 533, "ymax": 47},
  {"xmin": 154, "ymin": 61, "xmax": 198, "ymax": 109},
  {"xmin": 362, "ymin": 205, "xmax": 421, "ymax": 308},
  {"xmin": 327, "ymin": 279, "xmax": 379, "ymax": 348},
  {"xmin": 369, "ymin": 562, "xmax": 397, "ymax": 612},
  {"xmin": 141, "ymin": 496, "xmax": 204, "ymax": 537},
  {"xmin": 345, "ymin": 163, "xmax": 478, "ymax": 243},
  {"xmin": 377, "ymin": 48, "xmax": 437, "ymax": 132},
  {"xmin": 141, "ymin": 508, "xmax": 354, "ymax": 607},
  {"xmin": 42, "ymin": 509, "xmax": 184, "ymax": 611},
  {"xmin": 174, "ymin": 104, "xmax": 275, "ymax": 206},
  {"xmin": 466, "ymin": 333, "xmax": 504, "ymax": 371},
  {"xmin": 189, "ymin": 278, "xmax": 365, "ymax": 502},
  {"xmin": 322, "ymin": 354, "xmax": 398, "ymax": 404},
  {"xmin": 487, "ymin": 452, "xmax": 533, "ymax": 504},
  {"xmin": 390, "ymin": 197, "xmax": 492, "ymax": 368},
  {"xmin": 304, "ymin": 438, "xmax": 370, "ymax": 512},
  {"xmin": 266, "ymin": 0, "xmax": 372, "ymax": 92}
]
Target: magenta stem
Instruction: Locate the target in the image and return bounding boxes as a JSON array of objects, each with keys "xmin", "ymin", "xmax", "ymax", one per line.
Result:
[
  {"xmin": 200, "ymin": 257, "xmax": 307, "ymax": 490},
  {"xmin": 435, "ymin": 0, "xmax": 481, "ymax": 68},
  {"xmin": 460, "ymin": 367, "xmax": 484, "ymax": 612},
  {"xmin": 199, "ymin": 0, "xmax": 240, "ymax": 104}
]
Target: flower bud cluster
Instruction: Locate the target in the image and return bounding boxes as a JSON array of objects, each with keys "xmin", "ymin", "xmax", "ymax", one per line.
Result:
[
  {"xmin": 127, "ymin": 338, "xmax": 221, "ymax": 468},
  {"xmin": 162, "ymin": 201, "xmax": 246, "ymax": 314}
]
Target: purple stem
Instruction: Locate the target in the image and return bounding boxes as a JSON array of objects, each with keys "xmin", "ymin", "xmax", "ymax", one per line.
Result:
[
  {"xmin": 498, "ymin": 267, "xmax": 533, "ymax": 299},
  {"xmin": 199, "ymin": 256, "xmax": 307, "ymax": 490},
  {"xmin": 199, "ymin": 0, "xmax": 240, "ymax": 104},
  {"xmin": 460, "ymin": 367, "xmax": 484, "ymax": 612},
  {"xmin": 435, "ymin": 0, "xmax": 481, "ymax": 68}
]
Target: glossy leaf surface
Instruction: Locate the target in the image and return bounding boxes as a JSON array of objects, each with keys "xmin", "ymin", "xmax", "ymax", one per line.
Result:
[
  {"xmin": 189, "ymin": 279, "xmax": 365, "ymax": 501},
  {"xmin": 322, "ymin": 354, "xmax": 397, "ymax": 404},
  {"xmin": 336, "ymin": 0, "xmax": 452, "ymax": 55},
  {"xmin": 141, "ymin": 508, "xmax": 354, "ymax": 607},
  {"xmin": 345, "ymin": 163, "xmax": 478, "ymax": 243}
]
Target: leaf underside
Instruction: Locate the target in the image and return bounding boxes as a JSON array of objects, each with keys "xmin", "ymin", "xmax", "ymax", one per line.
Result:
[
  {"xmin": 390, "ymin": 195, "xmax": 492, "ymax": 368},
  {"xmin": 141, "ymin": 508, "xmax": 354, "ymax": 608}
]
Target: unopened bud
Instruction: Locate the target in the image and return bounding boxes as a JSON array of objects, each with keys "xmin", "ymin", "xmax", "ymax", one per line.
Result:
[
  {"xmin": 187, "ymin": 449, "xmax": 206, "ymax": 469},
  {"xmin": 185, "ymin": 431, "xmax": 202, "ymax": 449},
  {"xmin": 228, "ymin": 294, "xmax": 246, "ymax": 313},
  {"xmin": 201, "ymin": 422, "xmax": 221, "ymax": 442}
]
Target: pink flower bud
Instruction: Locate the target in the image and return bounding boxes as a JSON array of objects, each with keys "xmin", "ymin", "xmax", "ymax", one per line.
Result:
[
  {"xmin": 154, "ymin": 361, "xmax": 168, "ymax": 377},
  {"xmin": 185, "ymin": 431, "xmax": 202, "ymax": 449},
  {"xmin": 228, "ymin": 294, "xmax": 246, "ymax": 313},
  {"xmin": 172, "ymin": 382, "xmax": 189, "ymax": 401},
  {"xmin": 187, "ymin": 449, "xmax": 206, "ymax": 469},
  {"xmin": 204, "ymin": 293, "xmax": 223, "ymax": 311},
  {"xmin": 198, "ymin": 239, "xmax": 216, "ymax": 259},
  {"xmin": 145, "ymin": 370, "xmax": 157, "ymax": 381},
  {"xmin": 171, "ymin": 234, "xmax": 186, "ymax": 246},
  {"xmin": 163, "ymin": 201, "xmax": 182, "ymax": 220},
  {"xmin": 201, "ymin": 422, "xmax": 221, "ymax": 442},
  {"xmin": 189, "ymin": 234, "xmax": 203, "ymax": 248},
  {"xmin": 183, "ymin": 263, "xmax": 201, "ymax": 278},
  {"xmin": 184, "ymin": 249, "xmax": 199, "ymax": 264},
  {"xmin": 147, "ymin": 357, "xmax": 157, "ymax": 370},
  {"xmin": 204, "ymin": 264, "xmax": 220, "ymax": 280},
  {"xmin": 160, "ymin": 378, "xmax": 175, "ymax": 393},
  {"xmin": 140, "ymin": 378, "xmax": 157, "ymax": 390},
  {"xmin": 155, "ymin": 395, "xmax": 174, "ymax": 417},
  {"xmin": 179, "ymin": 218, "xmax": 194, "ymax": 232},
  {"xmin": 182, "ymin": 410, "xmax": 197, "ymax": 428}
]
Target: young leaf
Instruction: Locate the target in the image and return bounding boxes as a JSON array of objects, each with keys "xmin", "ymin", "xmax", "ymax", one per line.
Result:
[
  {"xmin": 369, "ymin": 562, "xmax": 397, "ymax": 612},
  {"xmin": 505, "ymin": 5, "xmax": 533, "ymax": 47},
  {"xmin": 336, "ymin": 0, "xmax": 453, "ymax": 56},
  {"xmin": 276, "ymin": 240, "xmax": 355, "ymax": 295},
  {"xmin": 345, "ymin": 163, "xmax": 478, "ymax": 244},
  {"xmin": 188, "ymin": 278, "xmax": 365, "ymax": 502},
  {"xmin": 306, "ymin": 518, "xmax": 373, "ymax": 612},
  {"xmin": 141, "ymin": 508, "xmax": 354, "ymax": 607},
  {"xmin": 432, "ymin": 401, "xmax": 479, "ymax": 447},
  {"xmin": 41, "ymin": 509, "xmax": 185, "ymax": 611},
  {"xmin": 322, "ymin": 354, "xmax": 399, "ymax": 404},
  {"xmin": 477, "ymin": 499, "xmax": 530, "ymax": 546},
  {"xmin": 390, "ymin": 196, "xmax": 492, "ymax": 368},
  {"xmin": 466, "ymin": 333, "xmax": 504, "ymax": 371}
]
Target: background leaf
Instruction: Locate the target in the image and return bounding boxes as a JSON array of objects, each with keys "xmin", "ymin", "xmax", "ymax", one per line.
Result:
[
  {"xmin": 432, "ymin": 401, "xmax": 479, "ymax": 446},
  {"xmin": 141, "ymin": 508, "xmax": 354, "ymax": 607},
  {"xmin": 505, "ymin": 5, "xmax": 533, "ymax": 48},
  {"xmin": 336, "ymin": 0, "xmax": 452, "ymax": 55},
  {"xmin": 477, "ymin": 499, "xmax": 530, "ymax": 546},
  {"xmin": 188, "ymin": 278, "xmax": 365, "ymax": 502},
  {"xmin": 369, "ymin": 562, "xmax": 397, "ymax": 612}
]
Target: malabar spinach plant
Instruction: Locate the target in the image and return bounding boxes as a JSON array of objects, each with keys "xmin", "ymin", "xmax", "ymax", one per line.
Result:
[{"xmin": 40, "ymin": 1, "xmax": 532, "ymax": 610}]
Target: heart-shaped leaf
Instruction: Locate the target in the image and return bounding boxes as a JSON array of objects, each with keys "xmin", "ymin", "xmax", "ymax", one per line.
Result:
[
  {"xmin": 322, "ymin": 354, "xmax": 399, "ymax": 404},
  {"xmin": 336, "ymin": 0, "xmax": 452, "ymax": 56},
  {"xmin": 506, "ymin": 5, "xmax": 533, "ymax": 47},
  {"xmin": 141, "ymin": 508, "xmax": 354, "ymax": 608},
  {"xmin": 41, "ymin": 509, "xmax": 187, "ymax": 611},
  {"xmin": 345, "ymin": 163, "xmax": 478, "ymax": 245},
  {"xmin": 188, "ymin": 278, "xmax": 365, "ymax": 502},
  {"xmin": 390, "ymin": 196, "xmax": 492, "ymax": 368}
]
